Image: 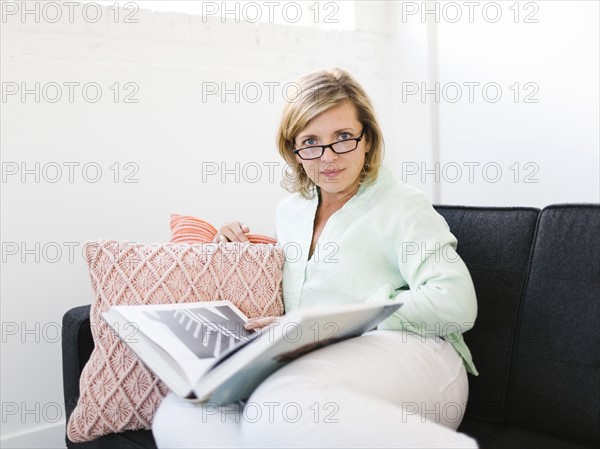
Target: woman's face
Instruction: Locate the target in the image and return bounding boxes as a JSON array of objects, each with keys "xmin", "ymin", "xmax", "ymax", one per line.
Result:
[{"xmin": 293, "ymin": 102, "xmax": 370, "ymax": 198}]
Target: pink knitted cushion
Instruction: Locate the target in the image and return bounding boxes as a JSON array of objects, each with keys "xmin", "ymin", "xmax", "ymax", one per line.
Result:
[{"xmin": 67, "ymin": 240, "xmax": 284, "ymax": 442}]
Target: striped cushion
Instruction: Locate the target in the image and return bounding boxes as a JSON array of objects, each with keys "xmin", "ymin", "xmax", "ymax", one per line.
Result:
[{"xmin": 170, "ymin": 214, "xmax": 277, "ymax": 245}]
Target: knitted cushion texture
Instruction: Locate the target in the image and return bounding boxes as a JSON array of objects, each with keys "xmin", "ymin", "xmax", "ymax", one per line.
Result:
[{"xmin": 67, "ymin": 239, "xmax": 284, "ymax": 442}]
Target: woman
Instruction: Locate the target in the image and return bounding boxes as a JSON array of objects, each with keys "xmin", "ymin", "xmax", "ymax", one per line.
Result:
[{"xmin": 153, "ymin": 68, "xmax": 479, "ymax": 448}]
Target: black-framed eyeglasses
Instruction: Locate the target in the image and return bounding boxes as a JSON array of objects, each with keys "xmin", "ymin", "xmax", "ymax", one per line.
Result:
[{"xmin": 292, "ymin": 129, "xmax": 365, "ymax": 160}]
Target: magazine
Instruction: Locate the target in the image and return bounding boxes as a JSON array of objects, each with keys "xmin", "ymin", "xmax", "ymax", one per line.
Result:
[{"xmin": 102, "ymin": 299, "xmax": 403, "ymax": 404}]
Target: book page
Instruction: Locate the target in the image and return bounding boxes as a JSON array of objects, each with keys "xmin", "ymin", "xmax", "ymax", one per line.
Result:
[{"xmin": 110, "ymin": 301, "xmax": 256, "ymax": 387}]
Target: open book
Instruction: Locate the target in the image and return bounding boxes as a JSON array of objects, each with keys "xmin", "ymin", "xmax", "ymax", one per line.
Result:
[{"xmin": 102, "ymin": 299, "xmax": 402, "ymax": 404}]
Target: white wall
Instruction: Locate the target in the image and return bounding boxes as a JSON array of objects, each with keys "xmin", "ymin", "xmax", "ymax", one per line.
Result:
[
  {"xmin": 390, "ymin": 0, "xmax": 599, "ymax": 206},
  {"xmin": 386, "ymin": 2, "xmax": 440, "ymax": 200},
  {"xmin": 1, "ymin": 1, "xmax": 598, "ymax": 447}
]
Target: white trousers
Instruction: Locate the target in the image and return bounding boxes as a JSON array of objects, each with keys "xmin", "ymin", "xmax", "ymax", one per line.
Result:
[{"xmin": 152, "ymin": 330, "xmax": 479, "ymax": 448}]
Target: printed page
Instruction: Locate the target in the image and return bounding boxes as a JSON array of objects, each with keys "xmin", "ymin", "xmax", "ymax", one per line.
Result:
[{"xmin": 109, "ymin": 301, "xmax": 256, "ymax": 387}]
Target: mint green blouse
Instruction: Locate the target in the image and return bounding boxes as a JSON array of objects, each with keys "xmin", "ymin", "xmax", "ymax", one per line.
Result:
[{"xmin": 273, "ymin": 165, "xmax": 479, "ymax": 375}]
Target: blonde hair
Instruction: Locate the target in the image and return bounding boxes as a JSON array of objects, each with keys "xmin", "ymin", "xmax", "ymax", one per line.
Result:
[{"xmin": 276, "ymin": 68, "xmax": 385, "ymax": 199}]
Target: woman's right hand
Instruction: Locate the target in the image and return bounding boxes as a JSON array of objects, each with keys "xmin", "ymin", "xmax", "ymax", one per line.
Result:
[{"xmin": 213, "ymin": 221, "xmax": 250, "ymax": 243}]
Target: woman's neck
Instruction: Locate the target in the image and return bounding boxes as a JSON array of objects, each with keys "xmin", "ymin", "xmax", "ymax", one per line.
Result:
[{"xmin": 318, "ymin": 182, "xmax": 360, "ymax": 212}]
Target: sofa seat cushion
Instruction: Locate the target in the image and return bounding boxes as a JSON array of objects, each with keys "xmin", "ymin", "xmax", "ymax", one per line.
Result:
[
  {"xmin": 458, "ymin": 417, "xmax": 598, "ymax": 449},
  {"xmin": 66, "ymin": 429, "xmax": 156, "ymax": 449}
]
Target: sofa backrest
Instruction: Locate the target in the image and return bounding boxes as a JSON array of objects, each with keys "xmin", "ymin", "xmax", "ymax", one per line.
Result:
[
  {"xmin": 434, "ymin": 206, "xmax": 541, "ymax": 422},
  {"xmin": 507, "ymin": 204, "xmax": 600, "ymax": 444},
  {"xmin": 62, "ymin": 305, "xmax": 94, "ymax": 421}
]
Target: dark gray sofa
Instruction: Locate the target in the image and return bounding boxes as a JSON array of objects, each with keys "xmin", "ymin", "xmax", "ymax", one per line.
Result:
[{"xmin": 62, "ymin": 204, "xmax": 600, "ymax": 448}]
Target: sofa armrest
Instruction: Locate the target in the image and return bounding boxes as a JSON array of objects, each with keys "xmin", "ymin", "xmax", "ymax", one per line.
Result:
[{"xmin": 61, "ymin": 305, "xmax": 94, "ymax": 421}]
